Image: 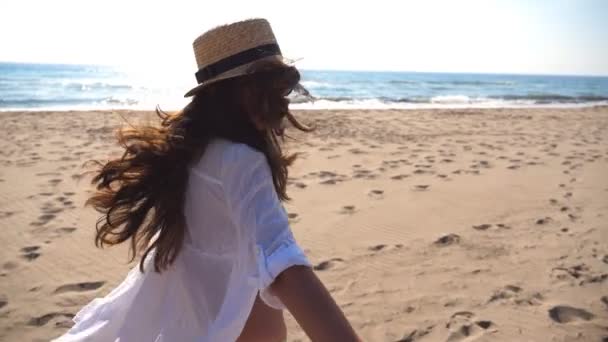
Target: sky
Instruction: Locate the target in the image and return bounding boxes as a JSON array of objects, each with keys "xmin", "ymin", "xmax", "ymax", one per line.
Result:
[{"xmin": 0, "ymin": 0, "xmax": 607, "ymax": 75}]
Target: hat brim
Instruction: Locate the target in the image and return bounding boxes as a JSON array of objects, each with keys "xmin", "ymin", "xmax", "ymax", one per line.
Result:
[{"xmin": 184, "ymin": 55, "xmax": 295, "ymax": 97}]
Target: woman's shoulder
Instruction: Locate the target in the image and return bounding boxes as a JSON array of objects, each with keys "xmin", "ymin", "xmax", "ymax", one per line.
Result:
[
  {"xmin": 210, "ymin": 138, "xmax": 265, "ymax": 166},
  {"xmin": 194, "ymin": 139, "xmax": 267, "ymax": 182}
]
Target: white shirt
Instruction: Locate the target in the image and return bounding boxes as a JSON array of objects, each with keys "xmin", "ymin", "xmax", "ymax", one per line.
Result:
[{"xmin": 54, "ymin": 139, "xmax": 311, "ymax": 342}]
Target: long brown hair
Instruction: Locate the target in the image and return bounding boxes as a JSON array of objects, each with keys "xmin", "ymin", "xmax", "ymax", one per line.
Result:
[{"xmin": 87, "ymin": 61, "xmax": 311, "ymax": 272}]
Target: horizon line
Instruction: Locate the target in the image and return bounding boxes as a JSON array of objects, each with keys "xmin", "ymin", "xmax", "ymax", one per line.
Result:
[{"xmin": 1, "ymin": 60, "xmax": 608, "ymax": 78}]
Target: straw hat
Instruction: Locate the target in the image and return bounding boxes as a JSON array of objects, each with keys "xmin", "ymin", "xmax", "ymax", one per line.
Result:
[{"xmin": 184, "ymin": 18, "xmax": 286, "ymax": 97}]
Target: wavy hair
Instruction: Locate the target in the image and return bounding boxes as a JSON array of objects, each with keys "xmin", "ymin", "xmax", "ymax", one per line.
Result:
[{"xmin": 87, "ymin": 61, "xmax": 312, "ymax": 272}]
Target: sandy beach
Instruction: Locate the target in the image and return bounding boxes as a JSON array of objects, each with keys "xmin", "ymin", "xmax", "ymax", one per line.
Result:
[{"xmin": 0, "ymin": 107, "xmax": 607, "ymax": 341}]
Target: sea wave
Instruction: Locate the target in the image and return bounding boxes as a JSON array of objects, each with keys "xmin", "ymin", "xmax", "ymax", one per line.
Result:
[
  {"xmin": 389, "ymin": 80, "xmax": 517, "ymax": 86},
  {"xmin": 64, "ymin": 81, "xmax": 134, "ymax": 91},
  {"xmin": 2, "ymin": 63, "xmax": 608, "ymax": 111},
  {"xmin": 3, "ymin": 93, "xmax": 607, "ymax": 111},
  {"xmin": 289, "ymin": 94, "xmax": 608, "ymax": 109},
  {"xmin": 0, "ymin": 96, "xmax": 139, "ymax": 108},
  {"xmin": 300, "ymin": 81, "xmax": 334, "ymax": 88},
  {"xmin": 491, "ymin": 94, "xmax": 608, "ymax": 103}
]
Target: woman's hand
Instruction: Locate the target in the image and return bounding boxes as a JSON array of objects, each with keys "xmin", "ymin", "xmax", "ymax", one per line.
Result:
[{"xmin": 271, "ymin": 265, "xmax": 360, "ymax": 342}]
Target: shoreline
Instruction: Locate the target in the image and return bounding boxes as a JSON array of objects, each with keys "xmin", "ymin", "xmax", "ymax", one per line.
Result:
[{"xmin": 1, "ymin": 103, "xmax": 608, "ymax": 114}]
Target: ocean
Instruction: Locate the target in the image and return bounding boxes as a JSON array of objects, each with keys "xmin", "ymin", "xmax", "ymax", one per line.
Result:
[{"xmin": 1, "ymin": 62, "xmax": 608, "ymax": 111}]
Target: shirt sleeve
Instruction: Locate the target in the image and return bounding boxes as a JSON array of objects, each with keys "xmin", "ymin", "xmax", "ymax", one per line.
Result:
[{"xmin": 222, "ymin": 144, "xmax": 311, "ymax": 310}]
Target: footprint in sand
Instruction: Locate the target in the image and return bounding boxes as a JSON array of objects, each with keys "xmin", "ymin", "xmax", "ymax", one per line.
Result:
[
  {"xmin": 313, "ymin": 258, "xmax": 344, "ymax": 271},
  {"xmin": 368, "ymin": 189, "xmax": 384, "ymax": 199},
  {"xmin": 348, "ymin": 148, "xmax": 367, "ymax": 155},
  {"xmin": 434, "ymin": 234, "xmax": 461, "ymax": 246},
  {"xmin": 287, "ymin": 213, "xmax": 300, "ymax": 224},
  {"xmin": 472, "ymin": 224, "xmax": 492, "ymax": 231},
  {"xmin": 0, "ymin": 295, "xmax": 7, "ymax": 309},
  {"xmin": 446, "ymin": 311, "xmax": 495, "ymax": 341},
  {"xmin": 27, "ymin": 312, "xmax": 75, "ymax": 327},
  {"xmin": 54, "ymin": 281, "xmax": 105, "ymax": 294},
  {"xmin": 2, "ymin": 261, "xmax": 18, "ymax": 271},
  {"xmin": 293, "ymin": 182, "xmax": 307, "ymax": 189},
  {"xmin": 488, "ymin": 285, "xmax": 543, "ymax": 306},
  {"xmin": 477, "ymin": 160, "xmax": 491, "ymax": 168},
  {"xmin": 488, "ymin": 285, "xmax": 522, "ymax": 302},
  {"xmin": 72, "ymin": 173, "xmax": 85, "ymax": 181},
  {"xmin": 340, "ymin": 205, "xmax": 356, "ymax": 215},
  {"xmin": 20, "ymin": 246, "xmax": 41, "ymax": 261},
  {"xmin": 369, "ymin": 244, "xmax": 387, "ymax": 252},
  {"xmin": 413, "ymin": 185, "xmax": 430, "ymax": 191},
  {"xmin": 21, "ymin": 246, "xmax": 40, "ymax": 253},
  {"xmin": 319, "ymin": 178, "xmax": 337, "ymax": 185},
  {"xmin": 353, "ymin": 169, "xmax": 378, "ymax": 180},
  {"xmin": 368, "ymin": 244, "xmax": 403, "ymax": 252},
  {"xmin": 48, "ymin": 179, "xmax": 62, "ymax": 186},
  {"xmin": 0, "ymin": 211, "xmax": 16, "ymax": 219},
  {"xmin": 551, "ymin": 264, "xmax": 607, "ymax": 285},
  {"xmin": 57, "ymin": 227, "xmax": 77, "ymax": 234},
  {"xmin": 399, "ymin": 324, "xmax": 435, "ymax": 341},
  {"xmin": 30, "ymin": 213, "xmax": 57, "ymax": 227},
  {"xmin": 56, "ymin": 195, "xmax": 76, "ymax": 208},
  {"xmin": 548, "ymin": 305, "xmax": 594, "ymax": 323},
  {"xmin": 390, "ymin": 174, "xmax": 409, "ymax": 180},
  {"xmin": 36, "ymin": 172, "xmax": 61, "ymax": 177},
  {"xmin": 535, "ymin": 217, "xmax": 552, "ymax": 225},
  {"xmin": 567, "ymin": 213, "xmax": 579, "ymax": 221},
  {"xmin": 42, "ymin": 206, "xmax": 63, "ymax": 214}
]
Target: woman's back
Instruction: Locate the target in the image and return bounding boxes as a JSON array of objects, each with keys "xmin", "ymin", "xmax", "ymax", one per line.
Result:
[{"xmin": 59, "ymin": 139, "xmax": 305, "ymax": 341}]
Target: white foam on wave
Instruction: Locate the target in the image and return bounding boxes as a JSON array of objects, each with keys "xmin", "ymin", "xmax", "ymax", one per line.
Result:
[
  {"xmin": 2, "ymin": 96, "xmax": 607, "ymax": 113},
  {"xmin": 290, "ymin": 98, "xmax": 608, "ymax": 110},
  {"xmin": 300, "ymin": 81, "xmax": 334, "ymax": 88},
  {"xmin": 430, "ymin": 95, "xmax": 472, "ymax": 104}
]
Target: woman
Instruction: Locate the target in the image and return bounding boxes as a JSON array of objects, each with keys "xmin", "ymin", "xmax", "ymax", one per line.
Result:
[{"xmin": 54, "ymin": 18, "xmax": 359, "ymax": 341}]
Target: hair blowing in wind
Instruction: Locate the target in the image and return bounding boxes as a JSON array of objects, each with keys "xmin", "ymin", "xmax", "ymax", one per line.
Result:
[{"xmin": 86, "ymin": 63, "xmax": 312, "ymax": 273}]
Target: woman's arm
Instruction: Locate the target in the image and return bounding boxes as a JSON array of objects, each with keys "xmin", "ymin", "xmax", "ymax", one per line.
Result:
[
  {"xmin": 237, "ymin": 295, "xmax": 286, "ymax": 342},
  {"xmin": 271, "ymin": 265, "xmax": 360, "ymax": 342}
]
